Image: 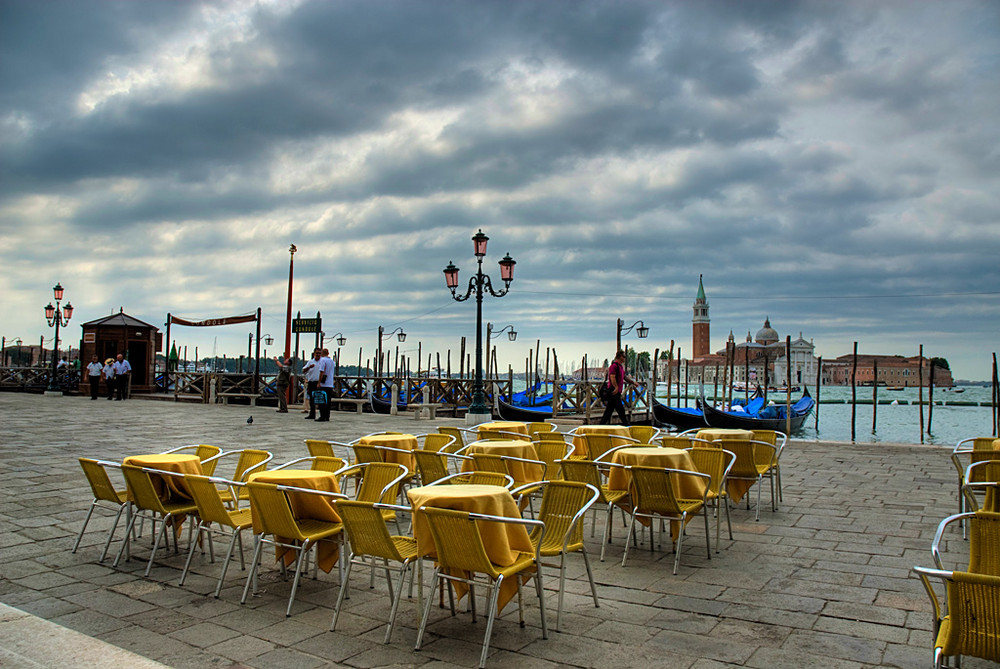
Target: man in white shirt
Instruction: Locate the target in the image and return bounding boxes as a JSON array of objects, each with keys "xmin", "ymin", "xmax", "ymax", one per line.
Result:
[
  {"xmin": 302, "ymin": 349, "xmax": 323, "ymax": 419},
  {"xmin": 113, "ymin": 354, "xmax": 132, "ymax": 400},
  {"xmin": 102, "ymin": 358, "xmax": 116, "ymax": 400},
  {"xmin": 86, "ymin": 355, "xmax": 103, "ymax": 400},
  {"xmin": 315, "ymin": 348, "xmax": 335, "ymax": 422}
]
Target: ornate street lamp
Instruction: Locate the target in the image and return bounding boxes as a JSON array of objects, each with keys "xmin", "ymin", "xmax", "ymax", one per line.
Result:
[
  {"xmin": 323, "ymin": 332, "xmax": 347, "ymax": 347},
  {"xmin": 443, "ymin": 230, "xmax": 516, "ymax": 422},
  {"xmin": 616, "ymin": 319, "xmax": 648, "ymax": 351},
  {"xmin": 377, "ymin": 326, "xmax": 406, "ymax": 377},
  {"xmin": 44, "ymin": 282, "xmax": 73, "ymax": 393}
]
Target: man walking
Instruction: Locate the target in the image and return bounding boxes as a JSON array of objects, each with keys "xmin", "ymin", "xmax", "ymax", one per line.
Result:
[
  {"xmin": 102, "ymin": 358, "xmax": 116, "ymax": 400},
  {"xmin": 85, "ymin": 355, "xmax": 103, "ymax": 400},
  {"xmin": 302, "ymin": 349, "xmax": 322, "ymax": 419},
  {"xmin": 113, "ymin": 353, "xmax": 131, "ymax": 400},
  {"xmin": 315, "ymin": 348, "xmax": 335, "ymax": 422}
]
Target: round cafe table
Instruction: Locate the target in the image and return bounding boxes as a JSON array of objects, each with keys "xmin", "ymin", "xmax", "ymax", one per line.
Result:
[
  {"xmin": 571, "ymin": 425, "xmax": 632, "ymax": 456},
  {"xmin": 462, "ymin": 440, "xmax": 543, "ymax": 486},
  {"xmin": 477, "ymin": 421, "xmax": 530, "ymax": 440},
  {"xmin": 695, "ymin": 428, "xmax": 754, "ymax": 442},
  {"xmin": 247, "ymin": 469, "xmax": 342, "ymax": 572},
  {"xmin": 123, "ymin": 453, "xmax": 203, "ymax": 502},
  {"xmin": 606, "ymin": 447, "xmax": 704, "ymax": 498},
  {"xmin": 357, "ymin": 433, "xmax": 418, "ymax": 471}
]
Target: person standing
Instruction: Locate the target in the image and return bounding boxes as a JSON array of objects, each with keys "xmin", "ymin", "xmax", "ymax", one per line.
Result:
[
  {"xmin": 302, "ymin": 349, "xmax": 322, "ymax": 419},
  {"xmin": 599, "ymin": 349, "xmax": 633, "ymax": 426},
  {"xmin": 315, "ymin": 348, "xmax": 335, "ymax": 422},
  {"xmin": 113, "ymin": 353, "xmax": 131, "ymax": 400},
  {"xmin": 273, "ymin": 356, "xmax": 291, "ymax": 413},
  {"xmin": 85, "ymin": 355, "xmax": 103, "ymax": 400},
  {"xmin": 102, "ymin": 358, "xmax": 116, "ymax": 400}
]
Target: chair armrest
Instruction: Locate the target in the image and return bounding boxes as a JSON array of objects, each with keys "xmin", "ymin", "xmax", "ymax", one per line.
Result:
[
  {"xmin": 931, "ymin": 512, "xmax": 974, "ymax": 570},
  {"xmin": 274, "ymin": 457, "xmax": 313, "ymax": 470},
  {"xmin": 511, "ymin": 480, "xmax": 548, "ymax": 497},
  {"xmin": 378, "ymin": 468, "xmax": 411, "ymax": 503},
  {"xmin": 274, "ymin": 484, "xmax": 348, "ymax": 500},
  {"xmin": 594, "ymin": 444, "xmax": 633, "ymax": 462},
  {"xmin": 500, "ymin": 455, "xmax": 545, "ymax": 467},
  {"xmin": 161, "ymin": 444, "xmax": 198, "ymax": 455}
]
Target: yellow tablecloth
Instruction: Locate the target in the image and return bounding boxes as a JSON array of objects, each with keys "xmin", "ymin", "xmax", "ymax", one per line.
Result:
[
  {"xmin": 462, "ymin": 440, "xmax": 543, "ymax": 487},
  {"xmin": 696, "ymin": 428, "xmax": 754, "ymax": 442},
  {"xmin": 248, "ymin": 469, "xmax": 342, "ymax": 573},
  {"xmin": 407, "ymin": 484, "xmax": 532, "ymax": 611},
  {"xmin": 571, "ymin": 425, "xmax": 632, "ymax": 456},
  {"xmin": 123, "ymin": 453, "xmax": 203, "ymax": 502},
  {"xmin": 358, "ymin": 433, "xmax": 418, "ymax": 471},
  {"xmin": 477, "ymin": 421, "xmax": 530, "ymax": 441}
]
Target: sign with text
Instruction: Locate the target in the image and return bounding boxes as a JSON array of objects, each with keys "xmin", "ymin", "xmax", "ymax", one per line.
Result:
[{"xmin": 292, "ymin": 317, "xmax": 322, "ymax": 334}]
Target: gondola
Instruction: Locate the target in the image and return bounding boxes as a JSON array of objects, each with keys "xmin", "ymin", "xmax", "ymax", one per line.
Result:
[
  {"xmin": 702, "ymin": 388, "xmax": 814, "ymax": 432},
  {"xmin": 370, "ymin": 394, "xmax": 407, "ymax": 415},
  {"xmin": 496, "ymin": 397, "xmax": 656, "ymax": 426},
  {"xmin": 651, "ymin": 397, "xmax": 708, "ymax": 432}
]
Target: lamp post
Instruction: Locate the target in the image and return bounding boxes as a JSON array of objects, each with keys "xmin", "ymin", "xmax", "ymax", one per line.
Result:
[
  {"xmin": 443, "ymin": 230, "xmax": 516, "ymax": 423},
  {"xmin": 485, "ymin": 323, "xmax": 517, "ymax": 380},
  {"xmin": 616, "ymin": 318, "xmax": 648, "ymax": 351},
  {"xmin": 376, "ymin": 327, "xmax": 406, "ymax": 378},
  {"xmin": 44, "ymin": 283, "xmax": 73, "ymax": 393}
]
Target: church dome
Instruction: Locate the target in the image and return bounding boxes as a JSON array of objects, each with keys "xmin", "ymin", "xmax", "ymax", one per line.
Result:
[{"xmin": 755, "ymin": 317, "xmax": 779, "ymax": 344}]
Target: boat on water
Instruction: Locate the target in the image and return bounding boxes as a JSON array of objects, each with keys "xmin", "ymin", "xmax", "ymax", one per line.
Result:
[
  {"xmin": 369, "ymin": 394, "xmax": 407, "ymax": 414},
  {"xmin": 496, "ymin": 397, "xmax": 555, "ymax": 421},
  {"xmin": 702, "ymin": 388, "xmax": 815, "ymax": 432},
  {"xmin": 651, "ymin": 398, "xmax": 707, "ymax": 431}
]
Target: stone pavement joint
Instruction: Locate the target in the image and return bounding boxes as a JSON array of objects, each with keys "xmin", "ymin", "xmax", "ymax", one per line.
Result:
[{"xmin": 0, "ymin": 392, "xmax": 993, "ymax": 668}]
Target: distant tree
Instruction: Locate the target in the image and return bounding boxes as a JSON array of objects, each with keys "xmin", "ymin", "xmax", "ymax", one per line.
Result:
[{"xmin": 930, "ymin": 357, "xmax": 950, "ymax": 370}]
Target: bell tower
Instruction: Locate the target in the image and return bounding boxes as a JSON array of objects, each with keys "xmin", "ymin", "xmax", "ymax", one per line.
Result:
[{"xmin": 692, "ymin": 275, "xmax": 710, "ymax": 358}]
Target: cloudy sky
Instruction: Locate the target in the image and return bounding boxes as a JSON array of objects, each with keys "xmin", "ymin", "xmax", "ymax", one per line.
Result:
[{"xmin": 2, "ymin": 0, "xmax": 998, "ymax": 380}]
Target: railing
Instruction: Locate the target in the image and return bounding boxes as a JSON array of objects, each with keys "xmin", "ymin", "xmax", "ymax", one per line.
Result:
[{"xmin": 0, "ymin": 367, "xmax": 79, "ymax": 393}]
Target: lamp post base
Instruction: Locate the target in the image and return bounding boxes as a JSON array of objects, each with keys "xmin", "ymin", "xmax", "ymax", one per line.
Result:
[{"xmin": 464, "ymin": 411, "xmax": 493, "ymax": 427}]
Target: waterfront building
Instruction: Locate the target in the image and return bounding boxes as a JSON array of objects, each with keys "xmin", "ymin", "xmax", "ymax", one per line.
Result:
[{"xmin": 823, "ymin": 355, "xmax": 953, "ymax": 388}]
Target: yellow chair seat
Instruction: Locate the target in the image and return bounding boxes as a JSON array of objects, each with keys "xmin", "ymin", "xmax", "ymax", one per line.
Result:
[{"xmin": 294, "ymin": 517, "xmax": 344, "ymax": 540}]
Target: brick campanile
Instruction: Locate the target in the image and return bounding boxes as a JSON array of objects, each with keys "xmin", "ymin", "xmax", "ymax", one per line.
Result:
[{"xmin": 692, "ymin": 274, "xmax": 710, "ymax": 358}]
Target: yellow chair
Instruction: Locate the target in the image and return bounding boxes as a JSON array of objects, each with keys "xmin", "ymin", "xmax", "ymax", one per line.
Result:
[
  {"xmin": 628, "ymin": 425, "xmax": 661, "ymax": 444},
  {"xmin": 577, "ymin": 433, "xmax": 639, "ymax": 461},
  {"xmin": 180, "ymin": 474, "xmax": 253, "ymax": 597},
  {"xmin": 931, "ymin": 511, "xmax": 1000, "ymax": 577},
  {"xmin": 337, "ymin": 462, "xmax": 410, "ymax": 532},
  {"xmin": 750, "ymin": 430, "xmax": 787, "ymax": 501},
  {"xmin": 275, "ymin": 456, "xmax": 347, "ymax": 474},
  {"xmin": 331, "ymin": 500, "xmax": 420, "ymax": 643},
  {"xmin": 661, "ymin": 434, "xmax": 715, "ymax": 449},
  {"xmin": 113, "ymin": 465, "xmax": 199, "ymax": 576},
  {"xmin": 416, "ymin": 433, "xmax": 456, "ymax": 453},
  {"xmin": 437, "ymin": 427, "xmax": 468, "ymax": 451},
  {"xmin": 621, "ymin": 466, "xmax": 711, "ymax": 574},
  {"xmin": 479, "ymin": 428, "xmax": 531, "ymax": 442},
  {"xmin": 514, "ymin": 480, "xmax": 600, "ymax": 631},
  {"xmin": 714, "ymin": 439, "xmax": 777, "ymax": 521},
  {"xmin": 559, "ymin": 459, "xmax": 629, "ymax": 561},
  {"xmin": 241, "ymin": 481, "xmax": 345, "ymax": 617},
  {"xmin": 162, "ymin": 445, "xmax": 223, "ymax": 476},
  {"xmin": 912, "ymin": 566, "xmax": 1000, "ymax": 667},
  {"xmin": 429, "ymin": 471, "xmax": 514, "ymax": 488},
  {"xmin": 214, "ymin": 449, "xmax": 274, "ymax": 507},
  {"xmin": 685, "ymin": 447, "xmax": 735, "ymax": 551},
  {"xmin": 304, "ymin": 439, "xmax": 352, "ymax": 459},
  {"xmin": 73, "ymin": 458, "xmax": 131, "ymax": 561},
  {"xmin": 413, "ymin": 449, "xmax": 472, "ymax": 485},
  {"xmin": 962, "ymin": 461, "xmax": 1000, "ymax": 514},
  {"xmin": 534, "ymin": 440, "xmax": 574, "ymax": 480},
  {"xmin": 413, "ymin": 506, "xmax": 547, "ymax": 669},
  {"xmin": 527, "ymin": 422, "xmax": 557, "ymax": 438}
]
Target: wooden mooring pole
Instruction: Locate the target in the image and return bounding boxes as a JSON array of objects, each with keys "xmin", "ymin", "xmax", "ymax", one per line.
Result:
[{"xmin": 851, "ymin": 342, "xmax": 858, "ymax": 442}]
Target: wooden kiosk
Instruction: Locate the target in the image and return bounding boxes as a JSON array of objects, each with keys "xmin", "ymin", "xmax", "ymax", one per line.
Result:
[{"xmin": 79, "ymin": 310, "xmax": 162, "ymax": 393}]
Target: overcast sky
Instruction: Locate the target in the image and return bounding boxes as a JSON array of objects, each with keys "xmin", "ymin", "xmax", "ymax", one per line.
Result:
[{"xmin": 2, "ymin": 0, "xmax": 998, "ymax": 380}]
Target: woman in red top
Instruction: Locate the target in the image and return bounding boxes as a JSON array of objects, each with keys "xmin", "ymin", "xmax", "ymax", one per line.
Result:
[{"xmin": 600, "ymin": 349, "xmax": 631, "ymax": 425}]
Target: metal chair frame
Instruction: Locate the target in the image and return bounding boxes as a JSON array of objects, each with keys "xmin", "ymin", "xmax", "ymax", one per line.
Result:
[
  {"xmin": 179, "ymin": 474, "xmax": 251, "ymax": 597},
  {"xmin": 73, "ymin": 458, "xmax": 133, "ymax": 562}
]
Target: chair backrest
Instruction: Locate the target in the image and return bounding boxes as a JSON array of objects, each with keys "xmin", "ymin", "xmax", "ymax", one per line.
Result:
[
  {"xmin": 195, "ymin": 445, "xmax": 222, "ymax": 475},
  {"xmin": 421, "ymin": 506, "xmax": 498, "ymax": 575},
  {"xmin": 718, "ymin": 439, "xmax": 761, "ymax": 479},
  {"xmin": 559, "ymin": 459, "xmax": 605, "ymax": 493},
  {"xmin": 352, "ymin": 443, "xmax": 384, "ymax": 465},
  {"xmin": 305, "ymin": 439, "xmax": 335, "ymax": 457},
  {"xmin": 533, "ymin": 481, "xmax": 598, "ymax": 550},
  {"xmin": 312, "ymin": 456, "xmax": 346, "ymax": 473},
  {"xmin": 335, "ymin": 500, "xmax": 404, "ymax": 561},
  {"xmin": 685, "ymin": 447, "xmax": 734, "ymax": 497},
  {"xmin": 969, "ymin": 455, "xmax": 1000, "ymax": 483},
  {"xmin": 233, "ymin": 449, "xmax": 272, "ymax": 482},
  {"xmin": 467, "ymin": 471, "xmax": 513, "ymax": 487},
  {"xmin": 437, "ymin": 427, "xmax": 466, "ymax": 449},
  {"xmin": 246, "ymin": 481, "xmax": 304, "ymax": 540},
  {"xmin": 422, "ymin": 433, "xmax": 456, "ymax": 452},
  {"xmin": 471, "ymin": 453, "xmax": 509, "ymax": 475},
  {"xmin": 968, "ymin": 512, "xmax": 1000, "ymax": 576},
  {"xmin": 79, "ymin": 458, "xmax": 122, "ymax": 504},
  {"xmin": 750, "ymin": 430, "xmax": 777, "ymax": 445},
  {"xmin": 534, "ymin": 431, "xmax": 567, "ymax": 445},
  {"xmin": 527, "ymin": 422, "xmax": 555, "ymax": 438},
  {"xmin": 581, "ymin": 433, "xmax": 635, "ymax": 461},
  {"xmin": 958, "ymin": 437, "xmax": 999, "ymax": 452},
  {"xmin": 535, "ymin": 441, "xmax": 572, "ymax": 478},
  {"xmin": 185, "ymin": 474, "xmax": 237, "ymax": 526},
  {"xmin": 355, "ymin": 462, "xmax": 408, "ymax": 504},
  {"xmin": 121, "ymin": 465, "xmax": 168, "ymax": 514},
  {"xmin": 628, "ymin": 425, "xmax": 659, "ymax": 444},
  {"xmin": 941, "ymin": 570, "xmax": 1000, "ymax": 661},
  {"xmin": 414, "ymin": 450, "xmax": 450, "ymax": 485},
  {"xmin": 627, "ymin": 466, "xmax": 683, "ymax": 516},
  {"xmin": 479, "ymin": 428, "xmax": 531, "ymax": 442}
]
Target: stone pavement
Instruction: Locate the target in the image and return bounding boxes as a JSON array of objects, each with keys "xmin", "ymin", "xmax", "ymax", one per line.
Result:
[{"xmin": 0, "ymin": 392, "xmax": 990, "ymax": 668}]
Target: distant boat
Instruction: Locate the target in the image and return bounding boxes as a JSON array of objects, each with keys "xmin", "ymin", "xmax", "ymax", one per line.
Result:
[
  {"xmin": 951, "ymin": 387, "xmax": 965, "ymax": 394},
  {"xmin": 702, "ymin": 388, "xmax": 814, "ymax": 433},
  {"xmin": 886, "ymin": 386, "xmax": 905, "ymax": 392}
]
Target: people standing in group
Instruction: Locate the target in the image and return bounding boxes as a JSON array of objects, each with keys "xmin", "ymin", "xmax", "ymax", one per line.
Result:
[
  {"xmin": 57, "ymin": 356, "xmax": 69, "ymax": 370},
  {"xmin": 273, "ymin": 355, "xmax": 292, "ymax": 413},
  {"xmin": 113, "ymin": 353, "xmax": 131, "ymax": 400},
  {"xmin": 102, "ymin": 358, "xmax": 116, "ymax": 400},
  {"xmin": 85, "ymin": 355, "xmax": 103, "ymax": 400},
  {"xmin": 302, "ymin": 349, "xmax": 322, "ymax": 419},
  {"xmin": 315, "ymin": 348, "xmax": 335, "ymax": 422},
  {"xmin": 599, "ymin": 349, "xmax": 635, "ymax": 426}
]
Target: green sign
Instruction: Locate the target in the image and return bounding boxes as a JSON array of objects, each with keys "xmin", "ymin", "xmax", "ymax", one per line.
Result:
[{"xmin": 292, "ymin": 317, "xmax": 321, "ymax": 334}]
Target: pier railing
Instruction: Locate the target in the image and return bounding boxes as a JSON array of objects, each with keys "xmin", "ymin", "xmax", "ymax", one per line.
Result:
[{"xmin": 0, "ymin": 366, "xmax": 79, "ymax": 393}]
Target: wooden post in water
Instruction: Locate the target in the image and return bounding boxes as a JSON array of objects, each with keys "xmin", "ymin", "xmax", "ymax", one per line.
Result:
[
  {"xmin": 993, "ymin": 353, "xmax": 998, "ymax": 436},
  {"xmin": 851, "ymin": 342, "xmax": 858, "ymax": 442},
  {"xmin": 928, "ymin": 359, "xmax": 935, "ymax": 436},
  {"xmin": 676, "ymin": 347, "xmax": 682, "ymax": 408},
  {"xmin": 745, "ymin": 348, "xmax": 750, "ymax": 405},
  {"xmin": 918, "ymin": 345, "xmax": 924, "ymax": 444},
  {"xmin": 815, "ymin": 357, "xmax": 822, "ymax": 429},
  {"xmin": 551, "ymin": 350, "xmax": 560, "ymax": 419},
  {"xmin": 417, "ymin": 342, "xmax": 422, "ymax": 376},
  {"xmin": 650, "ymin": 347, "xmax": 659, "ymax": 422},
  {"xmin": 459, "ymin": 337, "xmax": 466, "ymax": 379},
  {"xmin": 712, "ymin": 363, "xmax": 719, "ymax": 408},
  {"xmin": 872, "ymin": 358, "xmax": 878, "ymax": 434},
  {"xmin": 666, "ymin": 340, "xmax": 674, "ymax": 407},
  {"xmin": 785, "ymin": 335, "xmax": 792, "ymax": 437}
]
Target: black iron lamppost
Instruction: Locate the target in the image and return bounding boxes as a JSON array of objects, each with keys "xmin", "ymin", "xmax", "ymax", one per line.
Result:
[
  {"xmin": 443, "ymin": 230, "xmax": 516, "ymax": 421},
  {"xmin": 616, "ymin": 319, "xmax": 648, "ymax": 351},
  {"xmin": 44, "ymin": 283, "xmax": 73, "ymax": 392},
  {"xmin": 377, "ymin": 326, "xmax": 406, "ymax": 377}
]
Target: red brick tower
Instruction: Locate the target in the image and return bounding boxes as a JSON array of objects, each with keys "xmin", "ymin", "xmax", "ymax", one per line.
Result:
[{"xmin": 692, "ymin": 274, "xmax": 710, "ymax": 358}]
